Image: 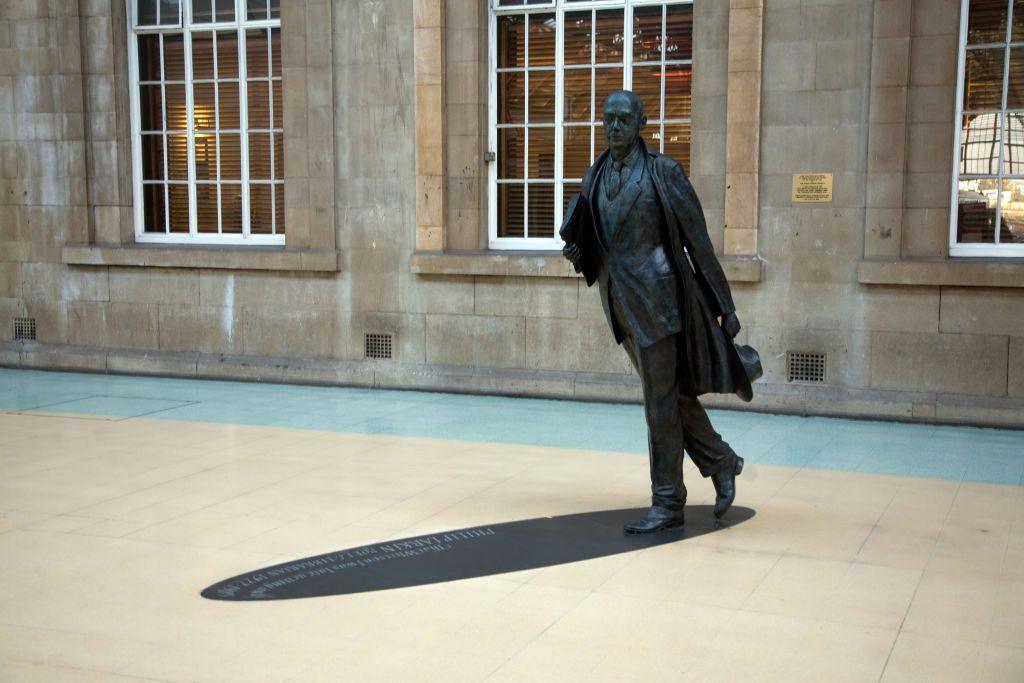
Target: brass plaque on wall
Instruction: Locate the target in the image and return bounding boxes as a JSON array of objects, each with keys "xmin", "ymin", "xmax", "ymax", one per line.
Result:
[{"xmin": 792, "ymin": 173, "xmax": 833, "ymax": 203}]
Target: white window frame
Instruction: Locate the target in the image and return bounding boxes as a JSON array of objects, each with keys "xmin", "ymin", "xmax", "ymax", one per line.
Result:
[
  {"xmin": 487, "ymin": 0, "xmax": 693, "ymax": 251},
  {"xmin": 949, "ymin": 0, "xmax": 1024, "ymax": 257},
  {"xmin": 127, "ymin": 0, "xmax": 284, "ymax": 245}
]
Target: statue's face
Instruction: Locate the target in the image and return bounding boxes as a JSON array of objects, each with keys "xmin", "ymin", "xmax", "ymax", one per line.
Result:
[{"xmin": 602, "ymin": 94, "xmax": 646, "ymax": 160}]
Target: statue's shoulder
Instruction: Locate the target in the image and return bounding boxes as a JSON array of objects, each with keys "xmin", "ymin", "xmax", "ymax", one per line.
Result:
[{"xmin": 649, "ymin": 150, "xmax": 685, "ymax": 178}]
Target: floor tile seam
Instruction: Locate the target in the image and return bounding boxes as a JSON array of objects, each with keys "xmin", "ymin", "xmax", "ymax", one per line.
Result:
[
  {"xmin": 853, "ymin": 485, "xmax": 902, "ymax": 561},
  {"xmin": 877, "ymin": 476, "xmax": 966, "ymax": 682}
]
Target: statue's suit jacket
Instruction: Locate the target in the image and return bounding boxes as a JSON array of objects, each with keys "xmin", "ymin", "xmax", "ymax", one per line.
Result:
[{"xmin": 560, "ymin": 142, "xmax": 742, "ymax": 398}]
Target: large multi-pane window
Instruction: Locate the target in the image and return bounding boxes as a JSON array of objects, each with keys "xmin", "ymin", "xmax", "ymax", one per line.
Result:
[
  {"xmin": 129, "ymin": 0, "xmax": 284, "ymax": 244},
  {"xmin": 489, "ymin": 0, "xmax": 692, "ymax": 249},
  {"xmin": 952, "ymin": 0, "xmax": 1024, "ymax": 255}
]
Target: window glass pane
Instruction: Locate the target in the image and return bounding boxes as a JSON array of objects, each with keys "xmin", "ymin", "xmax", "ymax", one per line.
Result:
[
  {"xmin": 247, "ymin": 80, "xmax": 270, "ymax": 128},
  {"xmin": 196, "ymin": 183, "xmax": 218, "ymax": 232},
  {"xmin": 216, "ymin": 31, "xmax": 239, "ymax": 79},
  {"xmin": 220, "ymin": 133, "xmax": 242, "ymax": 179},
  {"xmin": 528, "ymin": 14, "xmax": 556, "ymax": 67},
  {"xmin": 999, "ymin": 178, "xmax": 1024, "ymax": 242},
  {"xmin": 563, "ymin": 125, "xmax": 590, "ymax": 178},
  {"xmin": 165, "ymin": 83, "xmax": 187, "ymax": 130},
  {"xmin": 247, "ymin": 0, "xmax": 267, "ymax": 20},
  {"xmin": 1006, "ymin": 47, "xmax": 1024, "ymax": 108},
  {"xmin": 498, "ymin": 184, "xmax": 525, "ymax": 237},
  {"xmin": 192, "ymin": 32, "xmax": 214, "ymax": 79},
  {"xmin": 219, "ymin": 82, "xmax": 240, "ymax": 129},
  {"xmin": 961, "ymin": 113, "xmax": 1001, "ymax": 174},
  {"xmin": 141, "ymin": 134, "xmax": 165, "ymax": 180},
  {"xmin": 528, "ymin": 71, "xmax": 555, "ymax": 122},
  {"xmin": 499, "ymin": 127, "xmax": 524, "ymax": 179},
  {"xmin": 194, "ymin": 134, "xmax": 217, "ymax": 180},
  {"xmin": 956, "ymin": 179, "xmax": 998, "ymax": 243},
  {"xmin": 193, "ymin": 82, "xmax": 216, "ymax": 130},
  {"xmin": 1005, "ymin": 112, "xmax": 1024, "ymax": 173},
  {"xmin": 563, "ymin": 68, "xmax": 591, "ymax": 121},
  {"xmin": 631, "ymin": 65, "xmax": 661, "ymax": 118},
  {"xmin": 664, "ymin": 66, "xmax": 691, "ymax": 119},
  {"xmin": 499, "ymin": 71, "xmax": 525, "ymax": 124},
  {"xmin": 191, "ymin": 0, "xmax": 213, "ymax": 24},
  {"xmin": 215, "ymin": 0, "xmax": 235, "ymax": 22},
  {"xmin": 221, "ymin": 185, "xmax": 243, "ymax": 232},
  {"xmin": 139, "ymin": 85, "xmax": 163, "ymax": 131},
  {"xmin": 273, "ymin": 132, "xmax": 283, "ymax": 176},
  {"xmin": 664, "ymin": 4, "xmax": 693, "ymax": 61},
  {"xmin": 163, "ymin": 34, "xmax": 186, "ymax": 80},
  {"xmin": 270, "ymin": 28, "xmax": 281, "ymax": 77},
  {"xmin": 247, "ymin": 29, "xmax": 269, "ymax": 77},
  {"xmin": 563, "ymin": 182, "xmax": 582, "ymax": 214},
  {"xmin": 270, "ymin": 82, "xmax": 280, "ymax": 128},
  {"xmin": 168, "ymin": 184, "xmax": 190, "ymax": 232},
  {"xmin": 249, "ymin": 133, "xmax": 271, "ymax": 178},
  {"xmin": 167, "ymin": 133, "xmax": 188, "ymax": 178},
  {"xmin": 527, "ymin": 126, "xmax": 555, "ymax": 179},
  {"xmin": 1014, "ymin": 0, "xmax": 1024, "ymax": 41},
  {"xmin": 269, "ymin": 0, "xmax": 279, "ymax": 19},
  {"xmin": 142, "ymin": 184, "xmax": 166, "ymax": 232},
  {"xmin": 594, "ymin": 10, "xmax": 624, "ymax": 64},
  {"xmin": 563, "ymin": 11, "xmax": 591, "ymax": 66},
  {"xmin": 498, "ymin": 15, "xmax": 526, "ymax": 69},
  {"xmin": 274, "ymin": 184, "xmax": 284, "ymax": 233},
  {"xmin": 663, "ymin": 122, "xmax": 691, "ymax": 170},
  {"xmin": 967, "ymin": 0, "xmax": 1009, "ymax": 45},
  {"xmin": 250, "ymin": 183, "xmax": 273, "ymax": 233},
  {"xmin": 642, "ymin": 125, "xmax": 662, "ymax": 154},
  {"xmin": 159, "ymin": 0, "xmax": 179, "ymax": 24},
  {"xmin": 632, "ymin": 6, "xmax": 662, "ymax": 63},
  {"xmin": 964, "ymin": 48, "xmax": 1006, "ymax": 110},
  {"xmin": 138, "ymin": 35, "xmax": 161, "ymax": 81},
  {"xmin": 527, "ymin": 184, "xmax": 554, "ymax": 238},
  {"xmin": 594, "ymin": 66, "xmax": 624, "ymax": 114},
  {"xmin": 137, "ymin": 0, "xmax": 159, "ymax": 26}
]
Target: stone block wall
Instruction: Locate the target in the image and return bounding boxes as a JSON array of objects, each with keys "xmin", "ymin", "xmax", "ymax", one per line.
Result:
[{"xmin": 1, "ymin": 0, "xmax": 1023, "ymax": 428}]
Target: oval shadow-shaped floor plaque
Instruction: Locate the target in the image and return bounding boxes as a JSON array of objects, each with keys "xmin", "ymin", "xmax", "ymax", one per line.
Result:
[{"xmin": 202, "ymin": 505, "xmax": 754, "ymax": 601}]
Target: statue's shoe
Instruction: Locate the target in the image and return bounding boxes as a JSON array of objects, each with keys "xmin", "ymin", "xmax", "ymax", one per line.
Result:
[
  {"xmin": 712, "ymin": 456, "xmax": 744, "ymax": 519},
  {"xmin": 623, "ymin": 505, "xmax": 685, "ymax": 534}
]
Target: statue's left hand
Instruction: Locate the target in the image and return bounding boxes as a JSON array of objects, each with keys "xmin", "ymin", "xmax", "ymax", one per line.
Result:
[{"xmin": 721, "ymin": 312, "xmax": 741, "ymax": 339}]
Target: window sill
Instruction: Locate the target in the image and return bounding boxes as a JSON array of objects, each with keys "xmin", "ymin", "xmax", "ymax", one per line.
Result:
[
  {"xmin": 858, "ymin": 258, "xmax": 1024, "ymax": 288},
  {"xmin": 410, "ymin": 251, "xmax": 764, "ymax": 282},
  {"xmin": 62, "ymin": 243, "xmax": 341, "ymax": 272}
]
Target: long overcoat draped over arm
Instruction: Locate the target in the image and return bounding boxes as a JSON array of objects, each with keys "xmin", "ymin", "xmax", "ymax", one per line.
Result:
[{"xmin": 560, "ymin": 144, "xmax": 743, "ymax": 398}]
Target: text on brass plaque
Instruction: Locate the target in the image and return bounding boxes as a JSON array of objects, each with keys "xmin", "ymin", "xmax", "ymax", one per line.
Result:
[{"xmin": 792, "ymin": 173, "xmax": 833, "ymax": 203}]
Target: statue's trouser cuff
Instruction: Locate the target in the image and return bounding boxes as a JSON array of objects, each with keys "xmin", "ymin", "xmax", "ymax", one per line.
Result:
[{"xmin": 622, "ymin": 331, "xmax": 738, "ymax": 509}]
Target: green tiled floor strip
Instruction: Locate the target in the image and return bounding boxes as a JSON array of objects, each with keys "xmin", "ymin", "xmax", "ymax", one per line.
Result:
[{"xmin": 2, "ymin": 369, "xmax": 1022, "ymax": 486}]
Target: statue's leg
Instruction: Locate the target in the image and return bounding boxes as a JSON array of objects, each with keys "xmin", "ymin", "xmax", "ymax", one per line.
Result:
[
  {"xmin": 679, "ymin": 394, "xmax": 739, "ymax": 478},
  {"xmin": 626, "ymin": 334, "xmax": 687, "ymax": 510}
]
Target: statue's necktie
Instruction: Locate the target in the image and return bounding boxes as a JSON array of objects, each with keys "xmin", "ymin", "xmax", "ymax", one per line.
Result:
[{"xmin": 607, "ymin": 160, "xmax": 625, "ymax": 200}]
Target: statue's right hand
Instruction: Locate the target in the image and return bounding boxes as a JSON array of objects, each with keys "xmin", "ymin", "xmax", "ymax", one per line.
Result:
[{"xmin": 562, "ymin": 242, "xmax": 582, "ymax": 266}]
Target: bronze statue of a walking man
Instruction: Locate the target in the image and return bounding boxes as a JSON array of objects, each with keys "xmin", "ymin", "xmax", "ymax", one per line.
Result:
[{"xmin": 561, "ymin": 91, "xmax": 760, "ymax": 534}]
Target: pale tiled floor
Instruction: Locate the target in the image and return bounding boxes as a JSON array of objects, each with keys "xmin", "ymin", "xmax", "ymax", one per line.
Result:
[{"xmin": 1, "ymin": 376, "xmax": 1023, "ymax": 681}]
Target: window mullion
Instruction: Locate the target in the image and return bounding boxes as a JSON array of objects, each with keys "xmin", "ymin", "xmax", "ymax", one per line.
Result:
[
  {"xmin": 239, "ymin": 13, "xmax": 252, "ymax": 237},
  {"xmin": 554, "ymin": 8, "xmax": 565, "ymax": 240},
  {"xmin": 523, "ymin": 14, "xmax": 530, "ymax": 238},
  {"xmin": 996, "ymin": 0, "xmax": 1014, "ymax": 245},
  {"xmin": 660, "ymin": 4, "xmax": 667, "ymax": 152},
  {"xmin": 160, "ymin": 34, "xmax": 171, "ymax": 233},
  {"xmin": 624, "ymin": 3, "xmax": 633, "ymax": 91},
  {"xmin": 184, "ymin": 10, "xmax": 198, "ymax": 237}
]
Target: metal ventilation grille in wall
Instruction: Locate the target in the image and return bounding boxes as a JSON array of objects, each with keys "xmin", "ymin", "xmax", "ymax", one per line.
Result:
[
  {"xmin": 364, "ymin": 333, "xmax": 393, "ymax": 360},
  {"xmin": 13, "ymin": 318, "xmax": 36, "ymax": 341},
  {"xmin": 787, "ymin": 351, "xmax": 826, "ymax": 383}
]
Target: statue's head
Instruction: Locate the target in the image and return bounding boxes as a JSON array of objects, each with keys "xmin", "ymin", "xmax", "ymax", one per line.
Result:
[{"xmin": 602, "ymin": 90, "xmax": 647, "ymax": 160}]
